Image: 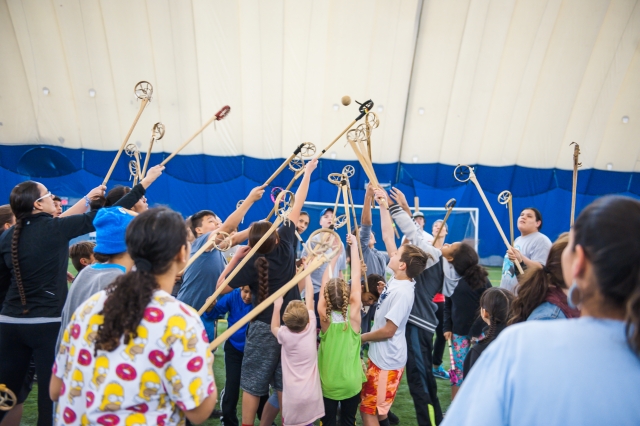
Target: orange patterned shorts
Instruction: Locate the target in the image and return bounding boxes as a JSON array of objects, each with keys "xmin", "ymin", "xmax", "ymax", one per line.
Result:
[{"xmin": 360, "ymin": 359, "xmax": 404, "ymax": 416}]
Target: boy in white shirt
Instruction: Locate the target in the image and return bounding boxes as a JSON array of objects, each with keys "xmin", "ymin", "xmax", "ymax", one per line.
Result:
[{"xmin": 360, "ymin": 189, "xmax": 430, "ymax": 426}]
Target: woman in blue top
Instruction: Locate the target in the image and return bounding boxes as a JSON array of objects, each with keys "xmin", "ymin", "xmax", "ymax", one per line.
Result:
[{"xmin": 442, "ymin": 195, "xmax": 640, "ymax": 425}]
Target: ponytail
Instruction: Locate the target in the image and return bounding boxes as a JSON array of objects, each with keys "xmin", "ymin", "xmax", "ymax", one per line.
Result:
[
  {"xmin": 450, "ymin": 242, "xmax": 488, "ymax": 290},
  {"xmin": 480, "ymin": 287, "xmax": 514, "ymax": 345},
  {"xmin": 10, "ymin": 219, "xmax": 28, "ymax": 314},
  {"xmin": 255, "ymin": 257, "xmax": 269, "ymax": 304}
]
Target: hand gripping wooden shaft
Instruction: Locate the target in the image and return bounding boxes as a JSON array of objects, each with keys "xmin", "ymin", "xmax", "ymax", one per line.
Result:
[
  {"xmin": 102, "ymin": 98, "xmax": 150, "ymax": 186},
  {"xmin": 198, "ymin": 217, "xmax": 283, "ymax": 315},
  {"xmin": 469, "ymin": 175, "xmax": 524, "ymax": 274}
]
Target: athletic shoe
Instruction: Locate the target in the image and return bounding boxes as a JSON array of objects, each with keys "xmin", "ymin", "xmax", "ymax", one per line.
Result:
[
  {"xmin": 388, "ymin": 410, "xmax": 400, "ymax": 425},
  {"xmin": 433, "ymin": 365, "xmax": 450, "ymax": 380}
]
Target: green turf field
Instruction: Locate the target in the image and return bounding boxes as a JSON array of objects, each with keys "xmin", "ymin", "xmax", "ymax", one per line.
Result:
[{"xmin": 18, "ymin": 266, "xmax": 502, "ymax": 425}]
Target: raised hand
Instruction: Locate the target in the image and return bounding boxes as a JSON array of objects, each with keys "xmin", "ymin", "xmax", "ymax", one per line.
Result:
[{"xmin": 247, "ymin": 185, "xmax": 267, "ymax": 203}]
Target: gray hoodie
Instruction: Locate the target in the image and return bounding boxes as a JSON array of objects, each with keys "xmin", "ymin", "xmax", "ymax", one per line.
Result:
[{"xmin": 390, "ymin": 204, "xmax": 443, "ymax": 333}]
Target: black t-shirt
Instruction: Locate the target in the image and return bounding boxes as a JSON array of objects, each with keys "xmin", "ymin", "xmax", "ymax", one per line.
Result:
[{"xmin": 228, "ymin": 220, "xmax": 298, "ymax": 324}]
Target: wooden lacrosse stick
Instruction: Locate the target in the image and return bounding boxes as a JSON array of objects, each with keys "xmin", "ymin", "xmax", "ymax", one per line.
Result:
[
  {"xmin": 103, "ymin": 81, "xmax": 153, "ymax": 186},
  {"xmin": 414, "ymin": 197, "xmax": 420, "ymax": 215},
  {"xmin": 160, "ymin": 105, "xmax": 230, "ymax": 166},
  {"xmin": 498, "ymin": 191, "xmax": 514, "ymax": 246},
  {"xmin": 570, "ymin": 142, "xmax": 581, "ymax": 227},
  {"xmin": 365, "ymin": 112, "xmax": 379, "ymax": 163},
  {"xmin": 208, "ymin": 229, "xmax": 340, "ymax": 351},
  {"xmin": 264, "ymin": 143, "xmax": 316, "ymax": 186},
  {"xmin": 265, "ymin": 169, "xmax": 304, "ymax": 221},
  {"xmin": 141, "ymin": 122, "xmax": 165, "ymax": 178},
  {"xmin": 315, "ymin": 100, "xmax": 374, "ymax": 160},
  {"xmin": 198, "ymin": 190, "xmax": 295, "ymax": 315},
  {"xmin": 0, "ymin": 384, "xmax": 17, "ymax": 411},
  {"xmin": 342, "ymin": 166, "xmax": 368, "ymax": 292},
  {"xmin": 179, "ymin": 231, "xmax": 232, "ymax": 274},
  {"xmin": 433, "ymin": 198, "xmax": 456, "ymax": 243},
  {"xmin": 454, "ymin": 165, "xmax": 523, "ymax": 274},
  {"xmin": 125, "ymin": 144, "xmax": 142, "ymax": 186}
]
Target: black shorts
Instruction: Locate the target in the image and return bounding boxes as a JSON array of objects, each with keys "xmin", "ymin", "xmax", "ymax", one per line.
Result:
[{"xmin": 240, "ymin": 321, "xmax": 282, "ymax": 396}]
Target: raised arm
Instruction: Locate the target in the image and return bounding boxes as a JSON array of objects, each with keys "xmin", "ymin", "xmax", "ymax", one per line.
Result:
[
  {"xmin": 389, "ymin": 187, "xmax": 413, "ymax": 218},
  {"xmin": 288, "ymin": 158, "xmax": 318, "ymax": 224},
  {"xmin": 318, "ymin": 248, "xmax": 342, "ymax": 332},
  {"xmin": 361, "ymin": 183, "xmax": 374, "ymax": 226},
  {"xmin": 346, "ymin": 234, "xmax": 362, "ymax": 330},
  {"xmin": 271, "ymin": 297, "xmax": 283, "ymax": 337},
  {"xmin": 60, "ymin": 185, "xmax": 106, "ymax": 217},
  {"xmin": 217, "ymin": 185, "xmax": 266, "ymax": 236},
  {"xmin": 374, "ymin": 188, "xmax": 398, "ymax": 257}
]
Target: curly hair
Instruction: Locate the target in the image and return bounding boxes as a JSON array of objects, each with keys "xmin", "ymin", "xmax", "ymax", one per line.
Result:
[
  {"xmin": 323, "ymin": 278, "xmax": 350, "ymax": 330},
  {"xmin": 9, "ymin": 181, "xmax": 41, "ymax": 314},
  {"xmin": 94, "ymin": 207, "xmax": 187, "ymax": 353}
]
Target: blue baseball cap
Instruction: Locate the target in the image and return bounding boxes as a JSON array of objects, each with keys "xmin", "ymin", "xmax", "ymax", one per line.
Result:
[
  {"xmin": 93, "ymin": 207, "xmax": 136, "ymax": 255},
  {"xmin": 320, "ymin": 207, "xmax": 334, "ymax": 216}
]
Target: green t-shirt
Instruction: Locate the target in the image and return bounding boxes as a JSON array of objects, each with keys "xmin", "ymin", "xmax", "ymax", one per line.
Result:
[{"xmin": 318, "ymin": 308, "xmax": 367, "ymax": 400}]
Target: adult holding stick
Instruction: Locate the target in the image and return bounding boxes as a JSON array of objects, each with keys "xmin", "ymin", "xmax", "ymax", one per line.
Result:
[
  {"xmin": 160, "ymin": 105, "xmax": 230, "ymax": 167},
  {"xmin": 102, "ymin": 81, "xmax": 153, "ymax": 187},
  {"xmin": 211, "ymin": 158, "xmax": 318, "ymax": 426},
  {"xmin": 499, "ymin": 207, "xmax": 552, "ymax": 293}
]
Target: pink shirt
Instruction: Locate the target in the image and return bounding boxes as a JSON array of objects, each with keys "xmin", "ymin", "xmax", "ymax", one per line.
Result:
[{"xmin": 277, "ymin": 310, "xmax": 324, "ymax": 426}]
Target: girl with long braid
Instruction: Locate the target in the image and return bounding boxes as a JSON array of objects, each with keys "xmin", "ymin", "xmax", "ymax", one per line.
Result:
[
  {"xmin": 462, "ymin": 287, "xmax": 514, "ymax": 376},
  {"xmin": 50, "ymin": 207, "xmax": 216, "ymax": 425},
  {"xmin": 317, "ymin": 233, "xmax": 367, "ymax": 426},
  {"xmin": 217, "ymin": 158, "xmax": 318, "ymax": 426},
  {"xmin": 0, "ymin": 167, "xmax": 163, "ymax": 426}
]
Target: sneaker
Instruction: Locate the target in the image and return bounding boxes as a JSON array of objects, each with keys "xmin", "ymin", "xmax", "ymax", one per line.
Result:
[
  {"xmin": 209, "ymin": 409, "xmax": 222, "ymax": 419},
  {"xmin": 387, "ymin": 410, "xmax": 400, "ymax": 425},
  {"xmin": 433, "ymin": 365, "xmax": 450, "ymax": 380}
]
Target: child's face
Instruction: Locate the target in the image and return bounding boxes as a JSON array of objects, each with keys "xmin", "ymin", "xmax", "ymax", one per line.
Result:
[
  {"xmin": 388, "ymin": 246, "xmax": 406, "ymax": 275},
  {"xmin": 240, "ymin": 286, "xmax": 252, "ymax": 304},
  {"xmin": 361, "ymin": 291, "xmax": 377, "ymax": 307},
  {"xmin": 197, "ymin": 215, "xmax": 219, "ymax": 236},
  {"xmin": 319, "ymin": 212, "xmax": 333, "ymax": 229}
]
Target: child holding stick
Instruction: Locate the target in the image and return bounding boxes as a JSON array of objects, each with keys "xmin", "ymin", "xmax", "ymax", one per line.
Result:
[
  {"xmin": 317, "ymin": 234, "xmax": 366, "ymax": 426},
  {"xmin": 271, "ymin": 262, "xmax": 324, "ymax": 426}
]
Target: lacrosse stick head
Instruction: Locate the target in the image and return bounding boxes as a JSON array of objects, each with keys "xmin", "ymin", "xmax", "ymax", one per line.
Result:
[
  {"xmin": 274, "ymin": 190, "xmax": 295, "ymax": 219},
  {"xmin": 0, "ymin": 384, "xmax": 17, "ymax": 411},
  {"xmin": 328, "ymin": 173, "xmax": 345, "ymax": 186},
  {"xmin": 298, "ymin": 142, "xmax": 316, "ymax": 157},
  {"xmin": 270, "ymin": 187, "xmax": 284, "ymax": 203},
  {"xmin": 346, "ymin": 127, "xmax": 366, "ymax": 144},
  {"xmin": 134, "ymin": 81, "xmax": 153, "ymax": 101},
  {"xmin": 288, "ymin": 155, "xmax": 305, "ymax": 172},
  {"xmin": 497, "ymin": 191, "xmax": 512, "ymax": 205},
  {"xmin": 215, "ymin": 105, "xmax": 231, "ymax": 120},
  {"xmin": 342, "ymin": 165, "xmax": 355, "ymax": 178},
  {"xmin": 453, "ymin": 164, "xmax": 473, "ymax": 183},
  {"xmin": 365, "ymin": 112, "xmax": 380, "ymax": 129},
  {"xmin": 128, "ymin": 160, "xmax": 139, "ymax": 178},
  {"xmin": 152, "ymin": 122, "xmax": 165, "ymax": 140},
  {"xmin": 305, "ymin": 228, "xmax": 341, "ymax": 261},
  {"xmin": 356, "ymin": 99, "xmax": 374, "ymax": 115},
  {"xmin": 124, "ymin": 143, "xmax": 138, "ymax": 157},
  {"xmin": 210, "ymin": 231, "xmax": 233, "ymax": 252},
  {"xmin": 332, "ymin": 214, "xmax": 347, "ymax": 229},
  {"xmin": 445, "ymin": 198, "xmax": 457, "ymax": 210},
  {"xmin": 236, "ymin": 199, "xmax": 244, "ymax": 209}
]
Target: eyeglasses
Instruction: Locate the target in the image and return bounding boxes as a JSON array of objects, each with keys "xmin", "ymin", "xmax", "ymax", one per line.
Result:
[{"xmin": 35, "ymin": 191, "xmax": 53, "ymax": 202}]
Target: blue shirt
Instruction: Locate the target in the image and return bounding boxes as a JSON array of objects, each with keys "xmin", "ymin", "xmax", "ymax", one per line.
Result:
[
  {"xmin": 443, "ymin": 317, "xmax": 640, "ymax": 426},
  {"xmin": 202, "ymin": 288, "xmax": 252, "ymax": 352}
]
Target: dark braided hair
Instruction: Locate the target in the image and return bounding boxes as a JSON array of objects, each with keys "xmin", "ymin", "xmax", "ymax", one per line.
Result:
[
  {"xmin": 480, "ymin": 287, "xmax": 515, "ymax": 345},
  {"xmin": 94, "ymin": 207, "xmax": 187, "ymax": 353},
  {"xmin": 9, "ymin": 181, "xmax": 41, "ymax": 314},
  {"xmin": 248, "ymin": 221, "xmax": 279, "ymax": 305},
  {"xmin": 450, "ymin": 241, "xmax": 488, "ymax": 290}
]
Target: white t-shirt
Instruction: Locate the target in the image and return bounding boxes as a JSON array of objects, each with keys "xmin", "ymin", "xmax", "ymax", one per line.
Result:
[
  {"xmin": 367, "ymin": 278, "xmax": 415, "ymax": 371},
  {"xmin": 500, "ymin": 232, "xmax": 552, "ymax": 292}
]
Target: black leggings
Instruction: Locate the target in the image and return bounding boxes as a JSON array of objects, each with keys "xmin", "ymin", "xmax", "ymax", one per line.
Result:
[
  {"xmin": 0, "ymin": 321, "xmax": 61, "ymax": 426},
  {"xmin": 432, "ymin": 301, "xmax": 446, "ymax": 366},
  {"xmin": 321, "ymin": 392, "xmax": 361, "ymax": 426}
]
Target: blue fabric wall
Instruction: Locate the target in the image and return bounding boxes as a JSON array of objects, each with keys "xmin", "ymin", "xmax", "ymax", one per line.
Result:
[{"xmin": 2, "ymin": 144, "xmax": 639, "ymax": 258}]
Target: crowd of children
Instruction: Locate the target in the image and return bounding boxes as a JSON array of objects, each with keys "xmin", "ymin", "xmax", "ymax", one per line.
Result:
[{"xmin": 1, "ymin": 157, "xmax": 639, "ymax": 426}]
